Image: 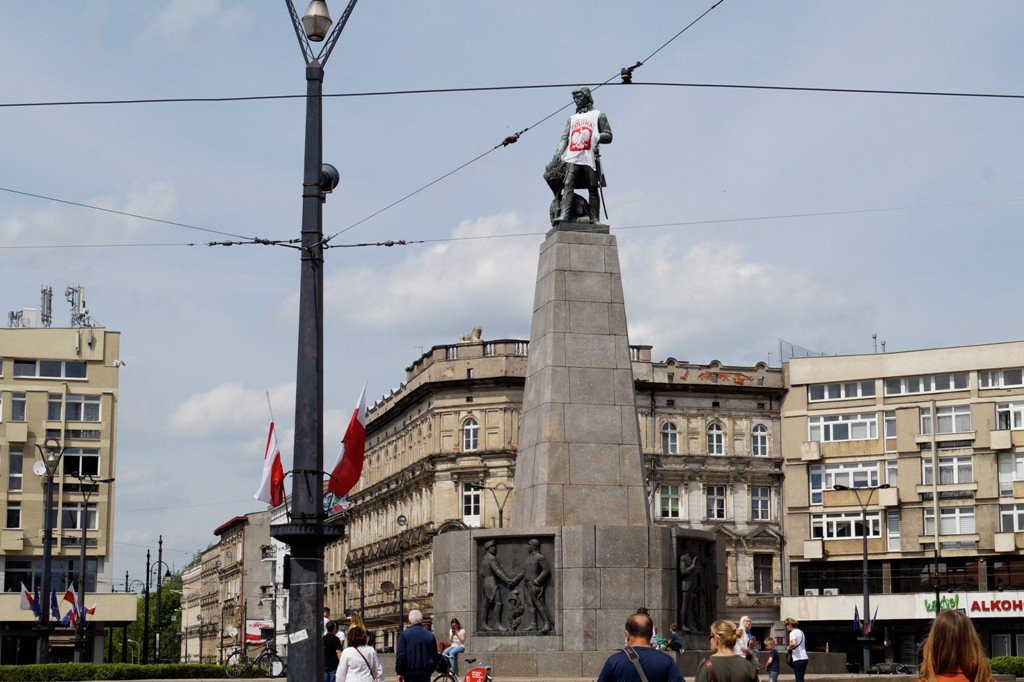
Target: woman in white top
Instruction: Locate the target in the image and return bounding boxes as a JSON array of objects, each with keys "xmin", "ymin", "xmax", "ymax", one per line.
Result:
[
  {"xmin": 442, "ymin": 617, "xmax": 467, "ymax": 675},
  {"xmin": 337, "ymin": 625, "xmax": 385, "ymax": 682},
  {"xmin": 785, "ymin": 617, "xmax": 809, "ymax": 682},
  {"xmin": 733, "ymin": 615, "xmax": 754, "ymax": 660}
]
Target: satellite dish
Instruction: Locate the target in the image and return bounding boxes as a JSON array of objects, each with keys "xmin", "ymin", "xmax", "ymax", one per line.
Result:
[
  {"xmin": 33, "ymin": 460, "xmax": 47, "ymax": 477},
  {"xmin": 380, "ymin": 581, "xmax": 395, "ymax": 595},
  {"xmin": 228, "ymin": 626, "xmax": 238, "ymax": 637}
]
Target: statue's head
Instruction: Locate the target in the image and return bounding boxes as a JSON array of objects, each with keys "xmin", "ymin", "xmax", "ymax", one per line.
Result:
[
  {"xmin": 527, "ymin": 538, "xmax": 540, "ymax": 552},
  {"xmin": 572, "ymin": 86, "xmax": 594, "ymax": 111},
  {"xmin": 484, "ymin": 539, "xmax": 496, "ymax": 554}
]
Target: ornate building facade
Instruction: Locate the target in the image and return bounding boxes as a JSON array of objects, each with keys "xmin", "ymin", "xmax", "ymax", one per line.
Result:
[{"xmin": 324, "ymin": 336, "xmax": 783, "ymax": 645}]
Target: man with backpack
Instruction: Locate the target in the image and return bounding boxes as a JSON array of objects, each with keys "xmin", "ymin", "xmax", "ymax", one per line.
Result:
[{"xmin": 597, "ymin": 613, "xmax": 684, "ymax": 682}]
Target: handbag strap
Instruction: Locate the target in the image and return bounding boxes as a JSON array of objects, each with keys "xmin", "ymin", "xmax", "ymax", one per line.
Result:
[
  {"xmin": 624, "ymin": 646, "xmax": 650, "ymax": 682},
  {"xmin": 706, "ymin": 656, "xmax": 719, "ymax": 682},
  {"xmin": 354, "ymin": 646, "xmax": 373, "ymax": 671}
]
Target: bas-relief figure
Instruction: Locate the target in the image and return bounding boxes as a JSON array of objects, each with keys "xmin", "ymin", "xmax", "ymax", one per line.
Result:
[
  {"xmin": 544, "ymin": 86, "xmax": 612, "ymax": 226},
  {"xmin": 677, "ymin": 539, "xmax": 718, "ymax": 634},
  {"xmin": 476, "ymin": 537, "xmax": 555, "ymax": 635}
]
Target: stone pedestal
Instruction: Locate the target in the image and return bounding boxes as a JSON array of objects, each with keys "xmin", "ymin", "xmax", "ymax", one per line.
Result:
[{"xmin": 432, "ymin": 227, "xmax": 678, "ymax": 677}]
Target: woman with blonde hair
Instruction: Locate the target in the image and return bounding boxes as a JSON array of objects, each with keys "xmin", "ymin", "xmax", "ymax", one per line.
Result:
[
  {"xmin": 918, "ymin": 610, "xmax": 992, "ymax": 682},
  {"xmin": 696, "ymin": 619, "xmax": 758, "ymax": 682}
]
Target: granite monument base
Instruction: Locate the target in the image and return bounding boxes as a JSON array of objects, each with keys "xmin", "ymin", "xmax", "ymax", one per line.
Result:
[{"xmin": 432, "ymin": 525, "xmax": 676, "ymax": 678}]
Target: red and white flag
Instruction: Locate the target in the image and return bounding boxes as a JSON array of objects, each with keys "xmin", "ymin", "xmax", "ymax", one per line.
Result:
[
  {"xmin": 18, "ymin": 582, "xmax": 34, "ymax": 612},
  {"xmin": 327, "ymin": 382, "xmax": 367, "ymax": 498},
  {"xmin": 255, "ymin": 394, "xmax": 286, "ymax": 507},
  {"xmin": 62, "ymin": 585, "xmax": 78, "ymax": 627}
]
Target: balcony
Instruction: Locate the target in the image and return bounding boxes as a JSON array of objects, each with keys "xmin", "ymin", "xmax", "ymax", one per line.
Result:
[
  {"xmin": 991, "ymin": 430, "xmax": 1013, "ymax": 451},
  {"xmin": 803, "ymin": 539, "xmax": 824, "ymax": 559},
  {"xmin": 878, "ymin": 486, "xmax": 900, "ymax": 507},
  {"xmin": 801, "ymin": 441, "xmax": 821, "ymax": 461},
  {"xmin": 3, "ymin": 422, "xmax": 28, "ymax": 443},
  {"xmin": 995, "ymin": 532, "xmax": 1020, "ymax": 553},
  {"xmin": 0, "ymin": 530, "xmax": 24, "ymax": 551}
]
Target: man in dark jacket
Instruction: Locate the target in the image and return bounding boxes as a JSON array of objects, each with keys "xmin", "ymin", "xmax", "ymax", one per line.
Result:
[
  {"xmin": 597, "ymin": 613, "xmax": 684, "ymax": 682},
  {"xmin": 396, "ymin": 609, "xmax": 439, "ymax": 682}
]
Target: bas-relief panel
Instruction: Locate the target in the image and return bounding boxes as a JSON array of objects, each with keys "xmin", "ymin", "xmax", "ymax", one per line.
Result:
[{"xmin": 475, "ymin": 536, "xmax": 556, "ymax": 636}]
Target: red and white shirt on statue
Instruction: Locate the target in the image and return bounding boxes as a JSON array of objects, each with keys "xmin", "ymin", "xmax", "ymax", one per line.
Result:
[{"xmin": 561, "ymin": 109, "xmax": 602, "ymax": 170}]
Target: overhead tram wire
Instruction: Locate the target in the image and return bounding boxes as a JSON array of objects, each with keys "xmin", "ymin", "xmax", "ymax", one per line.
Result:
[
  {"xmin": 0, "ymin": 185, "xmax": 297, "ymax": 246},
  {"xmin": 324, "ymin": 0, "xmax": 729, "ymax": 241}
]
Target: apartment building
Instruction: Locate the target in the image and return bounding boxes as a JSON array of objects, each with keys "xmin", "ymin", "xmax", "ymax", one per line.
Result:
[
  {"xmin": 321, "ymin": 335, "xmax": 781, "ymax": 646},
  {"xmin": 0, "ymin": 327, "xmax": 135, "ymax": 663},
  {"xmin": 633, "ymin": 350, "xmax": 785, "ymax": 637},
  {"xmin": 180, "ymin": 512, "xmax": 272, "ymax": 664},
  {"xmin": 781, "ymin": 341, "xmax": 1024, "ymax": 667}
]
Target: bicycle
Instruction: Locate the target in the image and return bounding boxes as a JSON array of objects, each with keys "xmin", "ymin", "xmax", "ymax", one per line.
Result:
[
  {"xmin": 225, "ymin": 638, "xmax": 286, "ymax": 678},
  {"xmin": 431, "ymin": 656, "xmax": 493, "ymax": 682}
]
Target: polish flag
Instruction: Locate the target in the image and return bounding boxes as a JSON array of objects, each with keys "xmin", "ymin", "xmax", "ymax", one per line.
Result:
[
  {"xmin": 62, "ymin": 585, "xmax": 79, "ymax": 627},
  {"xmin": 19, "ymin": 582, "xmax": 35, "ymax": 612},
  {"xmin": 327, "ymin": 383, "xmax": 367, "ymax": 498},
  {"xmin": 255, "ymin": 420, "xmax": 286, "ymax": 507}
]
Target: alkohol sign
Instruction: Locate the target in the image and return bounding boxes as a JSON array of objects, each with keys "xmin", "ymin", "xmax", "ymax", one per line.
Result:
[{"xmin": 920, "ymin": 592, "xmax": 1024, "ymax": 618}]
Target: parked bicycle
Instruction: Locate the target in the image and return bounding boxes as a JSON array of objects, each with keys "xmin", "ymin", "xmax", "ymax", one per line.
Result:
[
  {"xmin": 431, "ymin": 656, "xmax": 493, "ymax": 682},
  {"xmin": 225, "ymin": 638, "xmax": 286, "ymax": 678}
]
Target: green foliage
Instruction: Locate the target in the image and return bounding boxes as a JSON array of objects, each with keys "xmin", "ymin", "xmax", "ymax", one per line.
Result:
[
  {"xmin": 0, "ymin": 663, "xmax": 269, "ymax": 680},
  {"xmin": 990, "ymin": 657, "xmax": 1024, "ymax": 676},
  {"xmin": 107, "ymin": 571, "xmax": 184, "ymax": 664}
]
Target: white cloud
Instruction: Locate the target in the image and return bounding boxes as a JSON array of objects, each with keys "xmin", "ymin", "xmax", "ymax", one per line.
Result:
[
  {"xmin": 149, "ymin": 0, "xmax": 253, "ymax": 45},
  {"xmin": 168, "ymin": 381, "xmax": 295, "ymax": 438}
]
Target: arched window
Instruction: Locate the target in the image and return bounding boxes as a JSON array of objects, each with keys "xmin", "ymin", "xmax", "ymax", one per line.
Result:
[
  {"xmin": 707, "ymin": 422, "xmax": 724, "ymax": 455},
  {"xmin": 752, "ymin": 424, "xmax": 769, "ymax": 457},
  {"xmin": 661, "ymin": 422, "xmax": 679, "ymax": 454},
  {"xmin": 462, "ymin": 418, "xmax": 479, "ymax": 452}
]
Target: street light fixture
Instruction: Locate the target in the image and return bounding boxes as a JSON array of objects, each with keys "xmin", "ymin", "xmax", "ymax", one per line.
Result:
[
  {"xmin": 69, "ymin": 473, "xmax": 114, "ymax": 662},
  {"xmin": 149, "ymin": 536, "xmax": 172, "ymax": 663},
  {"xmin": 832, "ymin": 483, "xmax": 890, "ymax": 672},
  {"xmin": 483, "ymin": 483, "xmax": 514, "ymax": 528},
  {"xmin": 396, "ymin": 514, "xmax": 407, "ymax": 631},
  {"xmin": 31, "ymin": 437, "xmax": 66, "ymax": 663},
  {"xmin": 301, "ymin": 1, "xmax": 332, "ymax": 40}
]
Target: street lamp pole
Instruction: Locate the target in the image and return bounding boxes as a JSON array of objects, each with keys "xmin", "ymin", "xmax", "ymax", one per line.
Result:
[
  {"xmin": 32, "ymin": 438, "xmax": 66, "ymax": 663},
  {"xmin": 71, "ymin": 473, "xmax": 114, "ymax": 662},
  {"xmin": 151, "ymin": 536, "xmax": 172, "ymax": 663},
  {"xmin": 396, "ymin": 514, "xmax": 407, "ymax": 631},
  {"xmin": 197, "ymin": 615, "xmax": 204, "ymax": 663},
  {"xmin": 834, "ymin": 483, "xmax": 889, "ymax": 673},
  {"xmin": 271, "ymin": 4, "xmax": 356, "ymax": 681},
  {"xmin": 142, "ymin": 550, "xmax": 151, "ymax": 665}
]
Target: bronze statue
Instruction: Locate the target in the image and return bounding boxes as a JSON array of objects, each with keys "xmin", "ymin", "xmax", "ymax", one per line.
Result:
[
  {"xmin": 522, "ymin": 538, "xmax": 553, "ymax": 633},
  {"xmin": 479, "ymin": 539, "xmax": 522, "ymax": 631},
  {"xmin": 545, "ymin": 86, "xmax": 613, "ymax": 225},
  {"xmin": 678, "ymin": 552, "xmax": 698, "ymax": 633}
]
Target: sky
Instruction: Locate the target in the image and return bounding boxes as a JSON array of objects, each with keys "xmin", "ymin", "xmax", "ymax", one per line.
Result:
[{"xmin": 1, "ymin": 1, "xmax": 1023, "ymax": 587}]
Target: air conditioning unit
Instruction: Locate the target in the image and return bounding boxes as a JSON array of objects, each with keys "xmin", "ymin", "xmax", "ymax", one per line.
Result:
[
  {"xmin": 803, "ymin": 588, "xmax": 820, "ymax": 596},
  {"xmin": 822, "ymin": 588, "xmax": 840, "ymax": 596}
]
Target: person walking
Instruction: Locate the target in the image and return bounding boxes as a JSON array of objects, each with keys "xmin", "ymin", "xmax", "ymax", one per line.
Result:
[
  {"xmin": 323, "ymin": 620, "xmax": 344, "ymax": 682},
  {"xmin": 784, "ymin": 618, "xmax": 809, "ymax": 682},
  {"xmin": 396, "ymin": 609, "xmax": 440, "ymax": 682},
  {"xmin": 596, "ymin": 613, "xmax": 683, "ymax": 682},
  {"xmin": 336, "ymin": 625, "xmax": 384, "ymax": 682},
  {"xmin": 441, "ymin": 617, "xmax": 467, "ymax": 676},
  {"xmin": 695, "ymin": 620, "xmax": 757, "ymax": 682},
  {"xmin": 918, "ymin": 610, "xmax": 992, "ymax": 682},
  {"xmin": 761, "ymin": 637, "xmax": 780, "ymax": 682}
]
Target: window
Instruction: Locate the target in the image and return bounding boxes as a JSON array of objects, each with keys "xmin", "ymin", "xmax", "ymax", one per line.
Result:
[
  {"xmin": 884, "ymin": 410, "xmax": 896, "ymax": 444},
  {"xmin": 923, "ymin": 506, "xmax": 976, "ymax": 536},
  {"xmin": 63, "ymin": 449, "xmax": 100, "ymax": 477},
  {"xmin": 885, "ymin": 460, "xmax": 899, "ymax": 487},
  {"xmin": 12, "ymin": 360, "xmax": 86, "ymax": 380},
  {"xmin": 807, "ymin": 380, "xmax": 876, "ymax": 402},
  {"xmin": 462, "ymin": 418, "xmax": 479, "ymax": 452},
  {"xmin": 996, "ymin": 403, "xmax": 1024, "ymax": 430},
  {"xmin": 752, "ymin": 424, "xmax": 769, "ymax": 456},
  {"xmin": 659, "ymin": 485, "xmax": 681, "ymax": 519},
  {"xmin": 8, "ymin": 448, "xmax": 22, "ymax": 492},
  {"xmin": 922, "ymin": 455, "xmax": 973, "ymax": 485},
  {"xmin": 981, "ymin": 368, "xmax": 1024, "ymax": 389},
  {"xmin": 1000, "ymin": 504, "xmax": 1024, "ymax": 533},
  {"xmin": 998, "ymin": 453, "xmax": 1024, "ymax": 496},
  {"xmin": 11, "ymin": 393, "xmax": 26, "ymax": 422},
  {"xmin": 751, "ymin": 486, "xmax": 770, "ymax": 521},
  {"xmin": 753, "ymin": 554, "xmax": 773, "ymax": 594},
  {"xmin": 705, "ymin": 485, "xmax": 727, "ymax": 520},
  {"xmin": 46, "ymin": 394, "xmax": 61, "ymax": 421},
  {"xmin": 62, "ymin": 502, "xmax": 98, "ymax": 531},
  {"xmin": 446, "ymin": 346, "xmax": 457, "ymax": 361},
  {"xmin": 809, "ymin": 461, "xmax": 881, "ymax": 504},
  {"xmin": 5, "ymin": 503, "xmax": 20, "ymax": 529},
  {"xmin": 920, "ymin": 405, "xmax": 971, "ymax": 435},
  {"xmin": 707, "ymin": 423, "xmax": 724, "ymax": 455},
  {"xmin": 884, "ymin": 373, "xmax": 968, "ymax": 396},
  {"xmin": 461, "ymin": 483, "xmax": 481, "ymax": 527},
  {"xmin": 810, "ymin": 512, "xmax": 881, "ymax": 539},
  {"xmin": 807, "ymin": 413, "xmax": 878, "ymax": 442},
  {"xmin": 887, "ymin": 510, "xmax": 901, "ymax": 552},
  {"xmin": 661, "ymin": 423, "xmax": 679, "ymax": 455},
  {"xmin": 45, "ymin": 428, "xmax": 101, "ymax": 441},
  {"xmin": 466, "ymin": 368, "xmax": 474, "ymax": 379},
  {"xmin": 667, "ymin": 373, "xmax": 674, "ymax": 383},
  {"xmin": 64, "ymin": 394, "xmax": 101, "ymax": 422}
]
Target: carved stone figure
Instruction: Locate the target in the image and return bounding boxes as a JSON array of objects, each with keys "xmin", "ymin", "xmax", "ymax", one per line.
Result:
[
  {"xmin": 459, "ymin": 326, "xmax": 483, "ymax": 343},
  {"xmin": 506, "ymin": 588, "xmax": 526, "ymax": 630},
  {"xmin": 545, "ymin": 86, "xmax": 612, "ymax": 226},
  {"xmin": 522, "ymin": 538, "xmax": 554, "ymax": 633},
  {"xmin": 479, "ymin": 540, "xmax": 522, "ymax": 631},
  {"xmin": 678, "ymin": 552, "xmax": 698, "ymax": 633}
]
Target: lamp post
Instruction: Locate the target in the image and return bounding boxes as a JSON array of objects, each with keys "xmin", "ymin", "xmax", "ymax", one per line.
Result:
[
  {"xmin": 31, "ymin": 437, "xmax": 66, "ymax": 663},
  {"xmin": 150, "ymin": 536, "xmax": 172, "ymax": 663},
  {"xmin": 396, "ymin": 514, "xmax": 407, "ymax": 631},
  {"xmin": 143, "ymin": 550, "xmax": 151, "ymax": 664},
  {"xmin": 127, "ymin": 639, "xmax": 139, "ymax": 665},
  {"xmin": 270, "ymin": 4, "xmax": 357, "ymax": 681},
  {"xmin": 126, "ymin": 577, "xmax": 145, "ymax": 663},
  {"xmin": 70, "ymin": 473, "xmax": 114, "ymax": 662},
  {"xmin": 196, "ymin": 614, "xmax": 204, "ymax": 663},
  {"xmin": 833, "ymin": 483, "xmax": 890, "ymax": 673},
  {"xmin": 484, "ymin": 483, "xmax": 514, "ymax": 528}
]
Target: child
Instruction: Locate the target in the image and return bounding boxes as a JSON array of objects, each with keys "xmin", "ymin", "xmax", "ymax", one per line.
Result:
[{"xmin": 762, "ymin": 637, "xmax": 780, "ymax": 682}]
